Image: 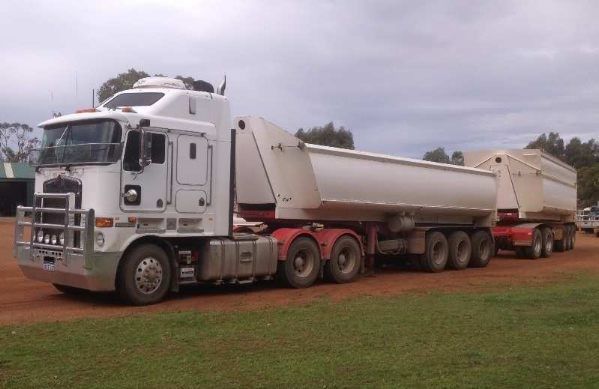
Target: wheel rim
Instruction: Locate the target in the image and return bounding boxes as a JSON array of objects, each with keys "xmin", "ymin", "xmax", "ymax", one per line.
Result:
[
  {"xmin": 432, "ymin": 241, "xmax": 446, "ymax": 266},
  {"xmin": 545, "ymin": 233, "xmax": 553, "ymax": 253},
  {"xmin": 456, "ymin": 240, "xmax": 468, "ymax": 263},
  {"xmin": 135, "ymin": 257, "xmax": 163, "ymax": 295},
  {"xmin": 533, "ymin": 236, "xmax": 542, "ymax": 255},
  {"xmin": 479, "ymin": 239, "xmax": 490, "ymax": 260},
  {"xmin": 336, "ymin": 246, "xmax": 357, "ymax": 274},
  {"xmin": 293, "ymin": 250, "xmax": 315, "ymax": 277}
]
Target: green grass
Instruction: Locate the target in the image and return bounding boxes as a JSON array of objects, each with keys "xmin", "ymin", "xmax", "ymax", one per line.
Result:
[{"xmin": 2, "ymin": 276, "xmax": 599, "ymax": 388}]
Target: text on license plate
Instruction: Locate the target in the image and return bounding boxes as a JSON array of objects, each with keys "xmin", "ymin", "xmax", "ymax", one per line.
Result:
[{"xmin": 43, "ymin": 262, "xmax": 56, "ymax": 272}]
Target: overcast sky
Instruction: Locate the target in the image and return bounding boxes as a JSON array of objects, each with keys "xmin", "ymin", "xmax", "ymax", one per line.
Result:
[{"xmin": 1, "ymin": 0, "xmax": 598, "ymax": 157}]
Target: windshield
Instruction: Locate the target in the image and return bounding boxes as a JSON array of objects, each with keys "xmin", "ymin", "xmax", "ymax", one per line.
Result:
[
  {"xmin": 31, "ymin": 119, "xmax": 122, "ymax": 166},
  {"xmin": 103, "ymin": 92, "xmax": 164, "ymax": 109}
]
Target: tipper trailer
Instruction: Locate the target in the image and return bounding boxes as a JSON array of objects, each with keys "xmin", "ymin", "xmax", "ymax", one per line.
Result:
[
  {"xmin": 464, "ymin": 150, "xmax": 577, "ymax": 258},
  {"xmin": 15, "ymin": 76, "xmax": 497, "ymax": 305}
]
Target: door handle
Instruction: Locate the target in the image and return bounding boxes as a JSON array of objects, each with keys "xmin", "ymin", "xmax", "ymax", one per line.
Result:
[{"xmin": 199, "ymin": 198, "xmax": 205, "ymax": 207}]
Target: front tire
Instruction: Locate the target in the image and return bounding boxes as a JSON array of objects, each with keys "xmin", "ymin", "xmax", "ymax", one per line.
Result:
[
  {"xmin": 324, "ymin": 236, "xmax": 362, "ymax": 283},
  {"xmin": 278, "ymin": 237, "xmax": 321, "ymax": 288},
  {"xmin": 117, "ymin": 244, "xmax": 171, "ymax": 306}
]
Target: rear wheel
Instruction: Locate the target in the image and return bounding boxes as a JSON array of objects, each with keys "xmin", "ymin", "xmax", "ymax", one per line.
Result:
[
  {"xmin": 53, "ymin": 284, "xmax": 86, "ymax": 295},
  {"xmin": 278, "ymin": 237, "xmax": 321, "ymax": 288},
  {"xmin": 524, "ymin": 229, "xmax": 542, "ymax": 259},
  {"xmin": 421, "ymin": 231, "xmax": 448, "ymax": 273},
  {"xmin": 116, "ymin": 244, "xmax": 171, "ymax": 306},
  {"xmin": 324, "ymin": 236, "xmax": 362, "ymax": 283},
  {"xmin": 469, "ymin": 231, "xmax": 493, "ymax": 268},
  {"xmin": 570, "ymin": 226, "xmax": 576, "ymax": 249},
  {"xmin": 541, "ymin": 227, "xmax": 553, "ymax": 258},
  {"xmin": 447, "ymin": 231, "xmax": 471, "ymax": 270}
]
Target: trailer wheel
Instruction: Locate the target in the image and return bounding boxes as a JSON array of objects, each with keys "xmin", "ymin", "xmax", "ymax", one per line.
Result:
[
  {"xmin": 278, "ymin": 237, "xmax": 321, "ymax": 288},
  {"xmin": 567, "ymin": 225, "xmax": 576, "ymax": 250},
  {"xmin": 524, "ymin": 229, "xmax": 542, "ymax": 259},
  {"xmin": 563, "ymin": 226, "xmax": 571, "ymax": 251},
  {"xmin": 469, "ymin": 231, "xmax": 493, "ymax": 267},
  {"xmin": 324, "ymin": 236, "xmax": 362, "ymax": 283},
  {"xmin": 116, "ymin": 244, "xmax": 171, "ymax": 306},
  {"xmin": 53, "ymin": 284, "xmax": 86, "ymax": 295},
  {"xmin": 421, "ymin": 231, "xmax": 448, "ymax": 273},
  {"xmin": 571, "ymin": 226, "xmax": 576, "ymax": 249},
  {"xmin": 541, "ymin": 227, "xmax": 554, "ymax": 258},
  {"xmin": 447, "ymin": 231, "xmax": 471, "ymax": 270}
]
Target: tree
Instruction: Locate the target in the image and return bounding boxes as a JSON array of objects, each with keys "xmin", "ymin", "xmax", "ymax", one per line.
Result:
[
  {"xmin": 578, "ymin": 164, "xmax": 599, "ymax": 208},
  {"xmin": 525, "ymin": 132, "xmax": 565, "ymax": 160},
  {"xmin": 0, "ymin": 122, "xmax": 39, "ymax": 162},
  {"xmin": 423, "ymin": 147, "xmax": 450, "ymax": 164},
  {"xmin": 564, "ymin": 137, "xmax": 598, "ymax": 169},
  {"xmin": 295, "ymin": 122, "xmax": 354, "ymax": 149},
  {"xmin": 97, "ymin": 69, "xmax": 150, "ymax": 103},
  {"xmin": 451, "ymin": 151, "xmax": 464, "ymax": 166}
]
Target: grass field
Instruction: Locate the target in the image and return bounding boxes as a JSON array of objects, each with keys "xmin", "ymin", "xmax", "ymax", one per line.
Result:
[{"xmin": 1, "ymin": 274, "xmax": 599, "ymax": 388}]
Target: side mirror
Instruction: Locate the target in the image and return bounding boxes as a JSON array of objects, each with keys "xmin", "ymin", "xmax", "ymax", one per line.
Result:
[{"xmin": 139, "ymin": 129, "xmax": 152, "ymax": 168}]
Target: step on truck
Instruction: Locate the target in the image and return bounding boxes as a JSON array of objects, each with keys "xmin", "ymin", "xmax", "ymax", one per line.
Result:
[
  {"xmin": 464, "ymin": 150, "xmax": 577, "ymax": 258},
  {"xmin": 14, "ymin": 76, "xmax": 497, "ymax": 305}
]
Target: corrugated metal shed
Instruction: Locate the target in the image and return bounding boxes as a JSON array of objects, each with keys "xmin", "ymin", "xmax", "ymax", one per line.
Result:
[{"xmin": 0, "ymin": 162, "xmax": 34, "ymax": 216}]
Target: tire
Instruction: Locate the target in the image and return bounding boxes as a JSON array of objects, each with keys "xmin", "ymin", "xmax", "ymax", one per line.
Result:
[
  {"xmin": 53, "ymin": 283, "xmax": 86, "ymax": 295},
  {"xmin": 420, "ymin": 231, "xmax": 448, "ymax": 273},
  {"xmin": 570, "ymin": 226, "xmax": 576, "ymax": 249},
  {"xmin": 524, "ymin": 229, "xmax": 542, "ymax": 259},
  {"xmin": 541, "ymin": 227, "xmax": 553, "ymax": 258},
  {"xmin": 324, "ymin": 236, "xmax": 362, "ymax": 283},
  {"xmin": 564, "ymin": 226, "xmax": 572, "ymax": 251},
  {"xmin": 469, "ymin": 230, "xmax": 493, "ymax": 268},
  {"xmin": 116, "ymin": 244, "xmax": 171, "ymax": 306},
  {"xmin": 278, "ymin": 237, "xmax": 321, "ymax": 288},
  {"xmin": 447, "ymin": 231, "xmax": 471, "ymax": 270}
]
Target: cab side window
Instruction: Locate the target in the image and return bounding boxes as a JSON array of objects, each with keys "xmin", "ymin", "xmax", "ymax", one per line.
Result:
[{"xmin": 123, "ymin": 131, "xmax": 166, "ymax": 171}]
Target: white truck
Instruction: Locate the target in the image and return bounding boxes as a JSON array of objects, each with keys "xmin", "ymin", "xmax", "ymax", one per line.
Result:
[
  {"xmin": 15, "ymin": 77, "xmax": 497, "ymax": 305},
  {"xmin": 464, "ymin": 150, "xmax": 578, "ymax": 257}
]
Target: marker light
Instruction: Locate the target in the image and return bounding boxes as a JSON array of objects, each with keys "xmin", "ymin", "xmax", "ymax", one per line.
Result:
[{"xmin": 37, "ymin": 230, "xmax": 44, "ymax": 243}]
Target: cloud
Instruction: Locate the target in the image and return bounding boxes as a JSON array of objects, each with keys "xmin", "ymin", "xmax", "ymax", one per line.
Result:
[{"xmin": 1, "ymin": 0, "xmax": 598, "ymax": 158}]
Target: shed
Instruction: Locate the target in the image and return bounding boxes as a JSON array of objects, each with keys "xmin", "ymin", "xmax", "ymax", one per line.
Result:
[{"xmin": 0, "ymin": 162, "xmax": 34, "ymax": 216}]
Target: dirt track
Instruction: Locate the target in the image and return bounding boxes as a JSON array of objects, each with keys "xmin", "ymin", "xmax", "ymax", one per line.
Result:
[{"xmin": 1, "ymin": 217, "xmax": 598, "ymax": 325}]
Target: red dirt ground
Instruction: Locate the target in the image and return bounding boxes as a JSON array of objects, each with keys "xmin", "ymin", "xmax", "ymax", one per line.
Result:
[{"xmin": 1, "ymin": 217, "xmax": 598, "ymax": 325}]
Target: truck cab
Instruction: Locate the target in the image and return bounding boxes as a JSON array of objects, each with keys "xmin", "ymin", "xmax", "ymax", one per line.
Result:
[{"xmin": 15, "ymin": 77, "xmax": 236, "ymax": 303}]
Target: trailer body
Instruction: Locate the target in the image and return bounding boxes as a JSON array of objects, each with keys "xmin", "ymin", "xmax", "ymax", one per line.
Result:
[
  {"xmin": 14, "ymin": 77, "xmax": 497, "ymax": 305},
  {"xmin": 464, "ymin": 149, "xmax": 577, "ymax": 257}
]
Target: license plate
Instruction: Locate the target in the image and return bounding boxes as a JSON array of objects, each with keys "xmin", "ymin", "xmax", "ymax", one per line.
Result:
[{"xmin": 43, "ymin": 262, "xmax": 56, "ymax": 272}]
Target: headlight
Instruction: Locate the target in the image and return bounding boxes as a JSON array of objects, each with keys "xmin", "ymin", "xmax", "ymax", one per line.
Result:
[
  {"xmin": 37, "ymin": 230, "xmax": 44, "ymax": 243},
  {"xmin": 51, "ymin": 234, "xmax": 57, "ymax": 245},
  {"xmin": 59, "ymin": 232, "xmax": 65, "ymax": 245},
  {"xmin": 96, "ymin": 232, "xmax": 105, "ymax": 247},
  {"xmin": 44, "ymin": 234, "xmax": 50, "ymax": 244}
]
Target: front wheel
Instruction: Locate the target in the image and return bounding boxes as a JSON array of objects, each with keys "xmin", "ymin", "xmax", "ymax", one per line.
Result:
[{"xmin": 116, "ymin": 244, "xmax": 171, "ymax": 306}]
